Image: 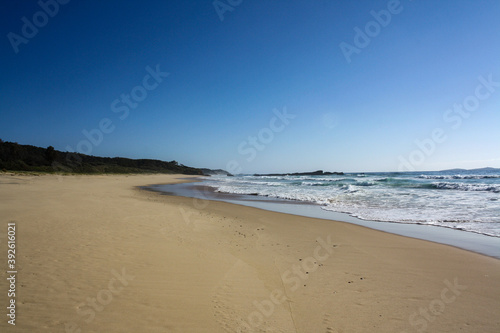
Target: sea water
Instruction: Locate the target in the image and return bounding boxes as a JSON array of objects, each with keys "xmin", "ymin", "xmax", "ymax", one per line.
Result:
[{"xmin": 204, "ymin": 168, "xmax": 500, "ymax": 237}]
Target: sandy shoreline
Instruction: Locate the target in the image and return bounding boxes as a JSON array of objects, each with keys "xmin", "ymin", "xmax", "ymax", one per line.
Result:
[
  {"xmin": 147, "ymin": 181, "xmax": 500, "ymax": 259},
  {"xmin": 1, "ymin": 173, "xmax": 499, "ymax": 332}
]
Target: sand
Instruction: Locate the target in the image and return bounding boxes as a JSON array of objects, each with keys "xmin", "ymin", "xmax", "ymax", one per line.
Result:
[{"xmin": 0, "ymin": 173, "xmax": 499, "ymax": 332}]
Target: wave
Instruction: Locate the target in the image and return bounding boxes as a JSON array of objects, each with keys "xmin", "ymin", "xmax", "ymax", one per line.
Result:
[
  {"xmin": 397, "ymin": 182, "xmax": 500, "ymax": 193},
  {"xmin": 206, "ymin": 173, "xmax": 500, "ymax": 238},
  {"xmin": 301, "ymin": 178, "xmax": 354, "ymax": 185},
  {"xmin": 374, "ymin": 177, "xmax": 389, "ymax": 182},
  {"xmin": 418, "ymin": 174, "xmax": 500, "ymax": 180},
  {"xmin": 340, "ymin": 184, "xmax": 360, "ymax": 193},
  {"xmin": 320, "ymin": 205, "xmax": 500, "ymax": 237},
  {"xmin": 255, "ymin": 175, "xmax": 347, "ymax": 182},
  {"xmin": 302, "ymin": 179, "xmax": 374, "ymax": 187},
  {"xmin": 431, "ymin": 182, "xmax": 500, "ymax": 193},
  {"xmin": 355, "ymin": 181, "xmax": 376, "ymax": 187}
]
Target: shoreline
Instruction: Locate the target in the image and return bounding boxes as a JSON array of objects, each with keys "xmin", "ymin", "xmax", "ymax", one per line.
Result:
[
  {"xmin": 1, "ymin": 174, "xmax": 499, "ymax": 332},
  {"xmin": 147, "ymin": 179, "xmax": 500, "ymax": 259}
]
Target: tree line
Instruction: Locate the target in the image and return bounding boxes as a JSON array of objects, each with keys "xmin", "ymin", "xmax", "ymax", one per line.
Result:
[{"xmin": 0, "ymin": 140, "xmax": 203, "ymax": 175}]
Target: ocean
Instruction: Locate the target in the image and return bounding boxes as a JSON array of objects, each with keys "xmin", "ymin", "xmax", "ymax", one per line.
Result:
[{"xmin": 204, "ymin": 168, "xmax": 500, "ymax": 238}]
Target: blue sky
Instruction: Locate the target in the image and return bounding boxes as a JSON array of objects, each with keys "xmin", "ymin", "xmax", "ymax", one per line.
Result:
[{"xmin": 1, "ymin": 0, "xmax": 499, "ymax": 173}]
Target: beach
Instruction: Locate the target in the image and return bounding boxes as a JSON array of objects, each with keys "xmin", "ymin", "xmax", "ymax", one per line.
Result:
[{"xmin": 1, "ymin": 173, "xmax": 499, "ymax": 332}]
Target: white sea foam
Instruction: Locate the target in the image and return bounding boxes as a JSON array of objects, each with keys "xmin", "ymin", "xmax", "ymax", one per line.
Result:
[
  {"xmin": 207, "ymin": 170, "xmax": 500, "ymax": 237},
  {"xmin": 432, "ymin": 182, "xmax": 500, "ymax": 193}
]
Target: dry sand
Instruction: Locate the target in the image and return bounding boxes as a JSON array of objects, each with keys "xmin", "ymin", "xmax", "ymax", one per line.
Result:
[{"xmin": 0, "ymin": 173, "xmax": 499, "ymax": 332}]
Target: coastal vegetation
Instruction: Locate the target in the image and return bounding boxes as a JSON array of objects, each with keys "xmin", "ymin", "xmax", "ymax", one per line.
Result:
[{"xmin": 0, "ymin": 140, "xmax": 203, "ymax": 175}]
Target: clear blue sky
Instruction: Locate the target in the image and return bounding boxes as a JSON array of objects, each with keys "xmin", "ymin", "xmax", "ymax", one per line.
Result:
[{"xmin": 1, "ymin": 0, "xmax": 499, "ymax": 173}]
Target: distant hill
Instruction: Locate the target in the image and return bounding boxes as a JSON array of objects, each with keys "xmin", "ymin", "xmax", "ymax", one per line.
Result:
[
  {"xmin": 471, "ymin": 167, "xmax": 500, "ymax": 172},
  {"xmin": 439, "ymin": 168, "xmax": 467, "ymax": 173},
  {"xmin": 440, "ymin": 167, "xmax": 500, "ymax": 173},
  {"xmin": 0, "ymin": 140, "xmax": 203, "ymax": 175}
]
